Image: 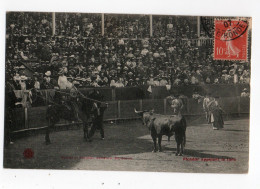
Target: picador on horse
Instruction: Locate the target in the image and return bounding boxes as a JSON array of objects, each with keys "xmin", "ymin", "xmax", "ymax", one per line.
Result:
[{"xmin": 45, "ymin": 85, "xmax": 108, "ymax": 145}]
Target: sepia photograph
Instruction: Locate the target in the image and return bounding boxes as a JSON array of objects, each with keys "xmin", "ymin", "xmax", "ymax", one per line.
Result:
[{"xmin": 3, "ymin": 11, "xmax": 251, "ymax": 174}]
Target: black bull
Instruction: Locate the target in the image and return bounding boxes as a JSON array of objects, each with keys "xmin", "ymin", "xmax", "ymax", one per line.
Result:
[
  {"xmin": 45, "ymin": 90, "xmax": 105, "ymax": 145},
  {"xmin": 135, "ymin": 109, "xmax": 187, "ymax": 156}
]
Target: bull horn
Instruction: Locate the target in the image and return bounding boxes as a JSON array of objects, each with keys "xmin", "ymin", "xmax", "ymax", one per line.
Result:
[
  {"xmin": 134, "ymin": 108, "xmax": 144, "ymax": 116},
  {"xmin": 134, "ymin": 108, "xmax": 142, "ymax": 114}
]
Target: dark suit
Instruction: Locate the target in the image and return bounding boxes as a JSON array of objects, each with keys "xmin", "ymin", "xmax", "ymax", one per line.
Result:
[{"xmin": 88, "ymin": 102, "xmax": 107, "ymax": 139}]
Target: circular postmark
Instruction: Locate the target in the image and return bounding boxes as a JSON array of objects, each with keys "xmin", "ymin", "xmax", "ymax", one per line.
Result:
[
  {"xmin": 201, "ymin": 17, "xmax": 249, "ymax": 41},
  {"xmin": 23, "ymin": 148, "xmax": 34, "ymax": 159},
  {"xmin": 215, "ymin": 19, "xmax": 248, "ymax": 41}
]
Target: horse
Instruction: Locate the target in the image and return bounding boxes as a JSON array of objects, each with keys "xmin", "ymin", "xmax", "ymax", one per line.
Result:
[{"xmin": 45, "ymin": 88, "xmax": 105, "ymax": 145}]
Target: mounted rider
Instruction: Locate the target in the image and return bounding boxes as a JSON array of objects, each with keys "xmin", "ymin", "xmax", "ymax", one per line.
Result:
[{"xmin": 52, "ymin": 81, "xmax": 81, "ymax": 122}]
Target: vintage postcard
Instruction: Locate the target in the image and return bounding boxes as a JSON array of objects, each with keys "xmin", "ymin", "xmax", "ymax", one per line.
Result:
[{"xmin": 3, "ymin": 12, "xmax": 251, "ymax": 173}]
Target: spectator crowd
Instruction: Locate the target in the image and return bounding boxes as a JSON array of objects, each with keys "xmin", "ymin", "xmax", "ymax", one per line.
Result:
[{"xmin": 6, "ymin": 12, "xmax": 251, "ymax": 91}]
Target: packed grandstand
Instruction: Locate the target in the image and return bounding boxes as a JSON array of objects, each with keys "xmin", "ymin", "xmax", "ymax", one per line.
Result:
[{"xmin": 6, "ymin": 12, "xmax": 251, "ymax": 90}]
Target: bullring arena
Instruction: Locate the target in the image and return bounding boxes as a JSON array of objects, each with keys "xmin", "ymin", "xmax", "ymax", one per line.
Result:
[{"xmin": 4, "ymin": 12, "xmax": 250, "ymax": 173}]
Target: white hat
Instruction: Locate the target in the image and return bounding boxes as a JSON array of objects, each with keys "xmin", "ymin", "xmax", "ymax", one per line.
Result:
[
  {"xmin": 45, "ymin": 71, "xmax": 51, "ymax": 76},
  {"xmin": 20, "ymin": 75, "xmax": 27, "ymax": 80},
  {"xmin": 24, "ymin": 38, "xmax": 31, "ymax": 43}
]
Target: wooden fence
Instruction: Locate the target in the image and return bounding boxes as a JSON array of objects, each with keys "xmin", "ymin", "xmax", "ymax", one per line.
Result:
[{"xmin": 11, "ymin": 97, "xmax": 250, "ymax": 132}]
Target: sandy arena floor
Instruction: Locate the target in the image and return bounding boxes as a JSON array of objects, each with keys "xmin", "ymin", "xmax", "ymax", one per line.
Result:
[{"xmin": 3, "ymin": 117, "xmax": 249, "ymax": 173}]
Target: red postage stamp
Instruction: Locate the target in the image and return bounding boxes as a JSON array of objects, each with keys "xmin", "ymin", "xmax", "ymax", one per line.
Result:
[{"xmin": 214, "ymin": 19, "xmax": 249, "ymax": 61}]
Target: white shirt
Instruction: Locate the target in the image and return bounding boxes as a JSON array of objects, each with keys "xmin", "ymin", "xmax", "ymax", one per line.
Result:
[
  {"xmin": 20, "ymin": 81, "xmax": 26, "ymax": 90},
  {"xmin": 147, "ymin": 79, "xmax": 155, "ymax": 86},
  {"xmin": 191, "ymin": 76, "xmax": 196, "ymax": 84},
  {"xmin": 159, "ymin": 79, "xmax": 168, "ymax": 86},
  {"xmin": 110, "ymin": 80, "xmax": 117, "ymax": 87},
  {"xmin": 234, "ymin": 74, "xmax": 238, "ymax": 84},
  {"xmin": 116, "ymin": 82, "xmax": 124, "ymax": 88},
  {"xmin": 34, "ymin": 81, "xmax": 40, "ymax": 89},
  {"xmin": 58, "ymin": 75, "xmax": 68, "ymax": 89}
]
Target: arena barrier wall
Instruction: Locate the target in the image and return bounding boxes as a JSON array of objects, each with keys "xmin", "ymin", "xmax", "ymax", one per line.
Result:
[
  {"xmin": 142, "ymin": 84, "xmax": 250, "ymax": 100},
  {"xmin": 12, "ymin": 96, "xmax": 250, "ymax": 132},
  {"xmin": 105, "ymin": 84, "xmax": 250, "ymax": 100},
  {"xmin": 31, "ymin": 84, "xmax": 250, "ymax": 105}
]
